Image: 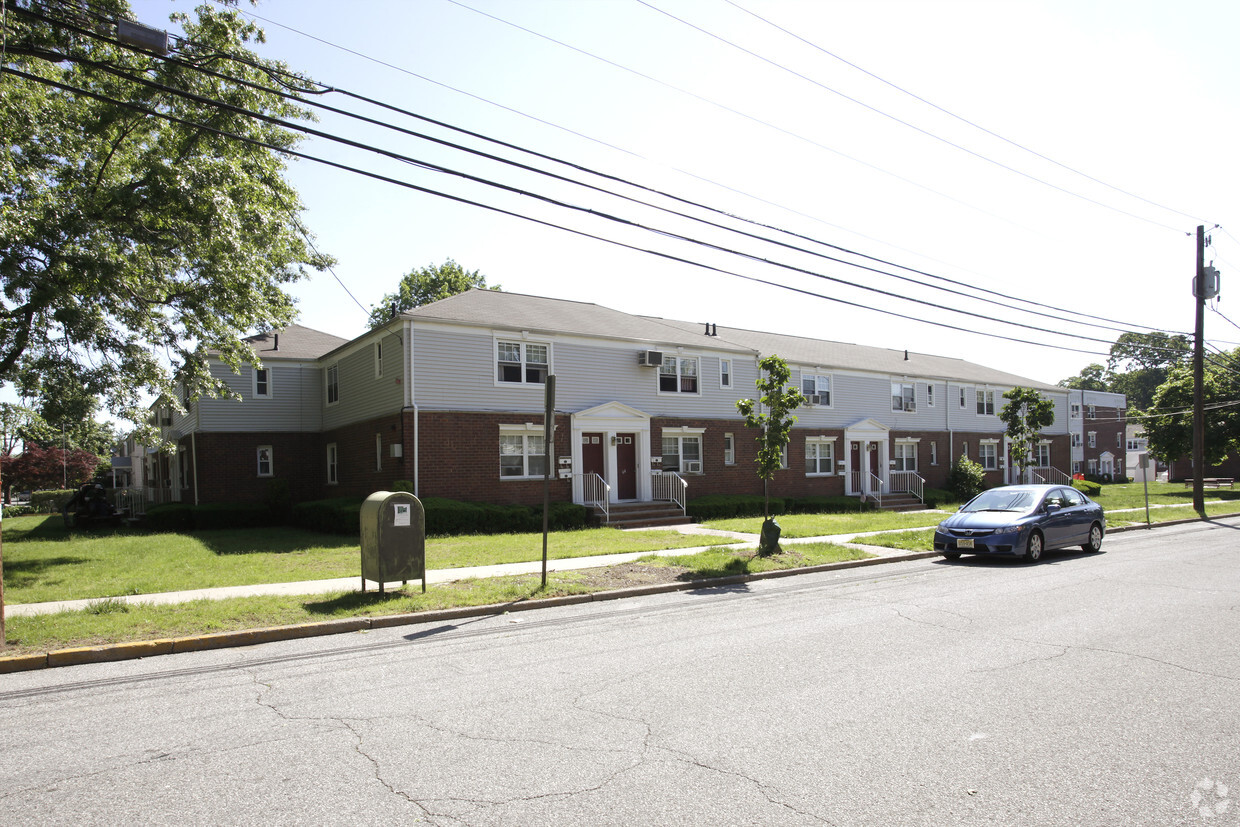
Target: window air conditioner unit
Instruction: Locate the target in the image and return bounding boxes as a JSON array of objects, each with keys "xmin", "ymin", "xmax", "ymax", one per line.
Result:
[
  {"xmin": 684, "ymin": 460, "xmax": 702, "ymax": 473},
  {"xmin": 806, "ymin": 394, "xmax": 823, "ymax": 406},
  {"xmin": 638, "ymin": 350, "xmax": 664, "ymax": 367},
  {"xmin": 905, "ymin": 403, "xmax": 916, "ymax": 413},
  {"xmin": 390, "ymin": 444, "xmax": 403, "ymax": 458}
]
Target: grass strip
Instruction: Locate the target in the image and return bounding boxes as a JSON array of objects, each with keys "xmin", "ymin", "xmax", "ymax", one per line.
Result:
[{"xmin": 2, "ymin": 543, "xmax": 870, "ymax": 655}]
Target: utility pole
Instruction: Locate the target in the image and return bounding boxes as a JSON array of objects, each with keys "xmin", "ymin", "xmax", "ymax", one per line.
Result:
[{"xmin": 1192, "ymin": 225, "xmax": 1206, "ymax": 516}]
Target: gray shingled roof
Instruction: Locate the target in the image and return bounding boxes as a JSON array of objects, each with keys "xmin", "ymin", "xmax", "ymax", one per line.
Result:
[
  {"xmin": 406, "ymin": 289, "xmax": 753, "ymax": 352},
  {"xmin": 242, "ymin": 324, "xmax": 349, "ymax": 361}
]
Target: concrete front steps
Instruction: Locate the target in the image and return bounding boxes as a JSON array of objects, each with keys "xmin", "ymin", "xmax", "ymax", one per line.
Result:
[
  {"xmin": 871, "ymin": 492, "xmax": 925, "ymax": 512},
  {"xmin": 594, "ymin": 501, "xmax": 692, "ymax": 529}
]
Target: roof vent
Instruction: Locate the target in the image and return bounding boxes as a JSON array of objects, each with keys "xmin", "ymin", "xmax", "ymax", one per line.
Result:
[{"xmin": 274, "ymin": 333, "xmax": 280, "ymax": 352}]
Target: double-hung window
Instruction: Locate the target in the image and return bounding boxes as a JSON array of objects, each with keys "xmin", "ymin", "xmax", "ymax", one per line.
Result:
[
  {"xmin": 976, "ymin": 389, "xmax": 995, "ymax": 416},
  {"xmin": 1036, "ymin": 442, "xmax": 1051, "ymax": 467},
  {"xmin": 720, "ymin": 359, "xmax": 732, "ymax": 389},
  {"xmin": 1087, "ymin": 405, "xmax": 1096, "ymax": 420},
  {"xmin": 1088, "ymin": 431, "xmax": 1096, "ymax": 448},
  {"xmin": 497, "ymin": 341, "xmax": 549, "ymax": 385},
  {"xmin": 723, "ymin": 433, "xmax": 735, "ymax": 465},
  {"xmin": 254, "ymin": 368, "xmax": 271, "ymax": 399},
  {"xmin": 926, "ymin": 384, "xmax": 935, "ymax": 407},
  {"xmin": 257, "ymin": 445, "xmax": 273, "ymax": 477},
  {"xmin": 1070, "ymin": 403, "xmax": 1081, "ymax": 419},
  {"xmin": 893, "ymin": 442, "xmax": 918, "ymax": 471},
  {"xmin": 662, "ymin": 434, "xmax": 702, "ymax": 473},
  {"xmin": 1071, "ymin": 433, "xmax": 1081, "ymax": 448},
  {"xmin": 326, "ymin": 443, "xmax": 338, "ymax": 485},
  {"xmin": 960, "ymin": 388, "xmax": 968, "ymax": 408},
  {"xmin": 806, "ymin": 438, "xmax": 835, "ymax": 475},
  {"xmin": 500, "ymin": 426, "xmax": 547, "ymax": 478},
  {"xmin": 326, "ymin": 364, "xmax": 339, "ymax": 405},
  {"xmin": 802, "ymin": 374, "xmax": 831, "ymax": 406},
  {"xmin": 659, "ymin": 356, "xmax": 699, "ymax": 394},
  {"xmin": 892, "ymin": 382, "xmax": 915, "ymax": 412},
  {"xmin": 978, "ymin": 442, "xmax": 998, "ymax": 470},
  {"xmin": 374, "ymin": 342, "xmax": 383, "ymax": 379}
]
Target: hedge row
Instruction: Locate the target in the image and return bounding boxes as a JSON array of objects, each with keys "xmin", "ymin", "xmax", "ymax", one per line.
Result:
[
  {"xmin": 288, "ymin": 496, "xmax": 589, "ymax": 537},
  {"xmin": 142, "ymin": 502, "xmax": 272, "ymax": 532},
  {"xmin": 686, "ymin": 494, "xmax": 876, "ymax": 521}
]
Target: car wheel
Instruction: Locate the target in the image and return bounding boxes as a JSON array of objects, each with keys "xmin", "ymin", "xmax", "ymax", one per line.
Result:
[
  {"xmin": 1081, "ymin": 523, "xmax": 1103, "ymax": 553},
  {"xmin": 942, "ymin": 552, "xmax": 961, "ymax": 560},
  {"xmin": 1022, "ymin": 531, "xmax": 1044, "ymax": 563}
]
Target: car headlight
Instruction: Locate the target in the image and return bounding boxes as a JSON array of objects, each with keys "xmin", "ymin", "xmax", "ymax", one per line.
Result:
[{"xmin": 997, "ymin": 523, "xmax": 1026, "ymax": 535}]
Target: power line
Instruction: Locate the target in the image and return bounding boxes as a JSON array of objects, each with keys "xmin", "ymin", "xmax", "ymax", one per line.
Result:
[
  {"xmin": 721, "ymin": 0, "xmax": 1205, "ymax": 230},
  {"xmin": 208, "ymin": 0, "xmax": 1188, "ymax": 338},
  {"xmin": 3, "ymin": 63, "xmax": 1116, "ymax": 360}
]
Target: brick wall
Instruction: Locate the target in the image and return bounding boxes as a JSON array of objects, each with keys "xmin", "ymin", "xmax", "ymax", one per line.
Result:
[{"xmin": 190, "ymin": 432, "xmax": 322, "ymax": 504}]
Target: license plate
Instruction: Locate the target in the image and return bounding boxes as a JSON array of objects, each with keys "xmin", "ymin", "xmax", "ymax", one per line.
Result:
[{"xmin": 957, "ymin": 538, "xmax": 974, "ymax": 549}]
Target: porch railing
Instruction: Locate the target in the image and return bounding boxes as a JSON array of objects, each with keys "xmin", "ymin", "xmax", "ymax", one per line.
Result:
[
  {"xmin": 889, "ymin": 471, "xmax": 925, "ymax": 503},
  {"xmin": 582, "ymin": 472, "xmax": 610, "ymax": 525},
  {"xmin": 868, "ymin": 472, "xmax": 884, "ymax": 509},
  {"xmin": 652, "ymin": 471, "xmax": 688, "ymax": 515},
  {"xmin": 1030, "ymin": 466, "xmax": 1072, "ymax": 486}
]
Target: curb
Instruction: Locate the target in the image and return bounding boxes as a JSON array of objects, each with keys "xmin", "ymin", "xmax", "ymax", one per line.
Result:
[
  {"xmin": 0, "ymin": 550, "xmax": 940, "ymax": 674},
  {"xmin": 2, "ymin": 514, "xmax": 1232, "ymax": 674}
]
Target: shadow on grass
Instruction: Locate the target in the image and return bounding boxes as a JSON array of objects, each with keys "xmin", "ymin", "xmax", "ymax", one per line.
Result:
[
  {"xmin": 301, "ymin": 590, "xmax": 412, "ymax": 615},
  {"xmin": 194, "ymin": 529, "xmax": 358, "ymax": 556},
  {"xmin": 1, "ymin": 556, "xmax": 91, "ymax": 588}
]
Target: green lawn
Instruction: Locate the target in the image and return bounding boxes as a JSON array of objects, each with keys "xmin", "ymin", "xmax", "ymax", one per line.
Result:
[
  {"xmin": 1, "ymin": 516, "xmax": 740, "ymax": 605},
  {"xmin": 2, "ymin": 540, "xmax": 871, "ymax": 655}
]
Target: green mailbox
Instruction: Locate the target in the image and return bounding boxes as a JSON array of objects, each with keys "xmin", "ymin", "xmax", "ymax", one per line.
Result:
[{"xmin": 360, "ymin": 491, "xmax": 426, "ymax": 594}]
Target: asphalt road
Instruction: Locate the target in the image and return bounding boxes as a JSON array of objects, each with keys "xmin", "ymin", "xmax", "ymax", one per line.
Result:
[{"xmin": 2, "ymin": 517, "xmax": 1238, "ymax": 826}]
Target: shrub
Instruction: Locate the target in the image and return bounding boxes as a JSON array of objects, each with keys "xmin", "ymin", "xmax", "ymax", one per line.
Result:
[
  {"xmin": 264, "ymin": 478, "xmax": 292, "ymax": 522},
  {"xmin": 391, "ymin": 479, "xmax": 414, "ymax": 493},
  {"xmin": 787, "ymin": 495, "xmax": 873, "ymax": 514},
  {"xmin": 1072, "ymin": 479, "xmax": 1102, "ymax": 497},
  {"xmin": 921, "ymin": 487, "xmax": 954, "ymax": 509},
  {"xmin": 947, "ymin": 455, "xmax": 986, "ymax": 502},
  {"xmin": 687, "ymin": 494, "xmax": 785, "ymax": 520},
  {"xmin": 33, "ymin": 489, "xmax": 74, "ymax": 514},
  {"xmin": 143, "ymin": 503, "xmax": 195, "ymax": 533},
  {"xmin": 3, "ymin": 504, "xmax": 33, "ymax": 517},
  {"xmin": 290, "ymin": 496, "xmax": 365, "ymax": 536},
  {"xmin": 192, "ymin": 502, "xmax": 272, "ymax": 531}
]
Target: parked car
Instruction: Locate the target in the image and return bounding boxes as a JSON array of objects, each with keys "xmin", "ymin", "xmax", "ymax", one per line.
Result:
[{"xmin": 933, "ymin": 484, "xmax": 1105, "ymax": 563}]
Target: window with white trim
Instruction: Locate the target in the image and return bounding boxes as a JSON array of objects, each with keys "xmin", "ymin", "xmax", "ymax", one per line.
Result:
[
  {"xmin": 497, "ymin": 341, "xmax": 549, "ymax": 385},
  {"xmin": 926, "ymin": 384, "xmax": 935, "ymax": 407},
  {"xmin": 500, "ymin": 427, "xmax": 547, "ymax": 478},
  {"xmin": 806, "ymin": 438, "xmax": 835, "ymax": 475},
  {"xmin": 780, "ymin": 444, "xmax": 789, "ymax": 470},
  {"xmin": 1036, "ymin": 442, "xmax": 1051, "ymax": 467},
  {"xmin": 892, "ymin": 382, "xmax": 915, "ymax": 412},
  {"xmin": 1116, "ymin": 432, "xmax": 1122, "ymax": 448},
  {"xmin": 960, "ymin": 388, "xmax": 968, "ymax": 408},
  {"xmin": 326, "ymin": 443, "xmax": 338, "ymax": 484},
  {"xmin": 1088, "ymin": 431, "xmax": 1096, "ymax": 448},
  {"xmin": 659, "ymin": 355, "xmax": 699, "ymax": 394},
  {"xmin": 979, "ymin": 442, "xmax": 998, "ymax": 470},
  {"xmin": 1071, "ymin": 433, "xmax": 1081, "ymax": 447},
  {"xmin": 257, "ymin": 445, "xmax": 273, "ymax": 477},
  {"xmin": 662, "ymin": 434, "xmax": 702, "ymax": 473},
  {"xmin": 1087, "ymin": 405, "xmax": 1096, "ymax": 420},
  {"xmin": 326, "ymin": 364, "xmax": 339, "ymax": 405},
  {"xmin": 720, "ymin": 358, "xmax": 732, "ymax": 389},
  {"xmin": 723, "ymin": 432, "xmax": 735, "ymax": 465},
  {"xmin": 1087, "ymin": 458, "xmax": 1098, "ymax": 475},
  {"xmin": 1072, "ymin": 460, "xmax": 1082, "ymax": 474},
  {"xmin": 802, "ymin": 374, "xmax": 831, "ymax": 406},
  {"xmin": 893, "ymin": 442, "xmax": 918, "ymax": 471},
  {"xmin": 374, "ymin": 341, "xmax": 383, "ymax": 379},
  {"xmin": 254, "ymin": 367, "xmax": 271, "ymax": 399},
  {"xmin": 1070, "ymin": 403, "xmax": 1081, "ymax": 419},
  {"xmin": 930, "ymin": 441, "xmax": 938, "ymax": 466},
  {"xmin": 976, "ymin": 389, "xmax": 995, "ymax": 416}
]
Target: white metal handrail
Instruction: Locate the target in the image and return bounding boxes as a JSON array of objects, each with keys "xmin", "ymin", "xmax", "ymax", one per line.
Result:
[
  {"xmin": 868, "ymin": 471, "xmax": 884, "ymax": 509},
  {"xmin": 652, "ymin": 470, "xmax": 688, "ymax": 515},
  {"xmin": 1031, "ymin": 466, "xmax": 1072, "ymax": 485},
  {"xmin": 582, "ymin": 472, "xmax": 610, "ymax": 524},
  {"xmin": 890, "ymin": 471, "xmax": 925, "ymax": 503}
]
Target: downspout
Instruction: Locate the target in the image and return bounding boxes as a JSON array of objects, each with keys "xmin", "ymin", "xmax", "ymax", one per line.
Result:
[{"xmin": 191, "ymin": 432, "xmax": 199, "ymax": 506}]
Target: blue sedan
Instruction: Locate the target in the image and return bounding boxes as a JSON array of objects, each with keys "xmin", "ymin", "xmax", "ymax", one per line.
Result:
[{"xmin": 934, "ymin": 484, "xmax": 1106, "ymax": 563}]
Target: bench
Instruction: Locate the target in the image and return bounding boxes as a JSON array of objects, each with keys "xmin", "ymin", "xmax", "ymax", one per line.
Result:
[{"xmin": 1184, "ymin": 477, "xmax": 1235, "ymax": 488}]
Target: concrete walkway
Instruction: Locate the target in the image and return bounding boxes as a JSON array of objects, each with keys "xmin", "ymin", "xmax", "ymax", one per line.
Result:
[{"xmin": 6, "ymin": 501, "xmax": 1223, "ymax": 618}]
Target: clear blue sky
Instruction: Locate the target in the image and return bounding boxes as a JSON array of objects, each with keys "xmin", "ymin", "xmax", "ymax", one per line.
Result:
[{"xmin": 114, "ymin": 0, "xmax": 1240, "ymax": 389}]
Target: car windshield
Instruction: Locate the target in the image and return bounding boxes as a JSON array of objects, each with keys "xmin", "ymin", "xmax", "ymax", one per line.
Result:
[{"xmin": 962, "ymin": 489, "xmax": 1038, "ymax": 513}]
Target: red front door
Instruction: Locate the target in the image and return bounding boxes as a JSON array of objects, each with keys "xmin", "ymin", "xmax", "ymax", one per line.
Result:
[
  {"xmin": 582, "ymin": 433, "xmax": 605, "ymax": 479},
  {"xmin": 617, "ymin": 433, "xmax": 637, "ymax": 499}
]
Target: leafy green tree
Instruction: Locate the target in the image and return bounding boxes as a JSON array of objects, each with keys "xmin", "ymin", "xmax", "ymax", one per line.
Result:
[
  {"xmin": 368, "ymin": 260, "xmax": 499, "ymax": 327},
  {"xmin": 1, "ymin": 1, "xmax": 331, "ymax": 443},
  {"xmin": 1106, "ymin": 332, "xmax": 1191, "ymax": 410},
  {"xmin": 1057, "ymin": 363, "xmax": 1109, "ymax": 392},
  {"xmin": 1000, "ymin": 387, "xmax": 1056, "ymax": 484},
  {"xmin": 736, "ymin": 355, "xmax": 804, "ymax": 555},
  {"xmin": 1140, "ymin": 355, "xmax": 1240, "ymax": 466}
]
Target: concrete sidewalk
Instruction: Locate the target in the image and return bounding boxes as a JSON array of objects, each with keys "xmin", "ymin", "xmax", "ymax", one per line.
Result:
[
  {"xmin": 3, "ymin": 523, "xmax": 921, "ymax": 618},
  {"xmin": 7, "ymin": 501, "xmax": 1219, "ymax": 619}
]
